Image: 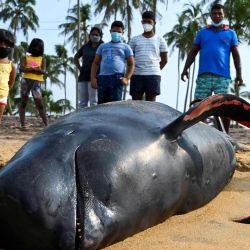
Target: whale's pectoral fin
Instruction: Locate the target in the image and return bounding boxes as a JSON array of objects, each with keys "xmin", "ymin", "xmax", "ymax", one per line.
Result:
[
  {"xmin": 161, "ymin": 94, "xmax": 250, "ymax": 140},
  {"xmin": 177, "ymin": 135, "xmax": 203, "ymax": 185}
]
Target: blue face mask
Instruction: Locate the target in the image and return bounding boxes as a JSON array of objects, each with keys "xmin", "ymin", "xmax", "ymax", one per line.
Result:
[{"xmin": 111, "ymin": 32, "xmax": 122, "ymax": 43}]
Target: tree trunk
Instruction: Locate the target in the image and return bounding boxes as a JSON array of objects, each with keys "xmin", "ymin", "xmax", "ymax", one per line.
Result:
[
  {"xmin": 64, "ymin": 69, "xmax": 67, "ymax": 114},
  {"xmin": 76, "ymin": 0, "xmax": 80, "ymax": 110},
  {"xmin": 122, "ymin": 0, "xmax": 132, "ymax": 101},
  {"xmin": 176, "ymin": 49, "xmax": 180, "ymax": 109}
]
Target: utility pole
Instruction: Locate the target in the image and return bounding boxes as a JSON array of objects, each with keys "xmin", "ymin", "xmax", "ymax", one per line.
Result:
[{"xmin": 76, "ymin": 0, "xmax": 80, "ymax": 110}]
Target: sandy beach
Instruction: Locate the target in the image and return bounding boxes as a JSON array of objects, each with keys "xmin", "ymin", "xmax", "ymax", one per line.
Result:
[{"xmin": 0, "ymin": 116, "xmax": 250, "ymax": 250}]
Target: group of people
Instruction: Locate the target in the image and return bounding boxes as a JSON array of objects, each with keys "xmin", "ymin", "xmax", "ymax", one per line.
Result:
[
  {"xmin": 75, "ymin": 10, "xmax": 168, "ymax": 107},
  {"xmin": 0, "ymin": 4, "xmax": 244, "ymax": 133}
]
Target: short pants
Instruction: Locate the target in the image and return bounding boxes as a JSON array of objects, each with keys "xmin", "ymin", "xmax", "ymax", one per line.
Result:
[
  {"xmin": 129, "ymin": 75, "xmax": 161, "ymax": 96},
  {"xmin": 0, "ymin": 97, "xmax": 7, "ymax": 106},
  {"xmin": 98, "ymin": 73, "xmax": 123, "ymax": 104},
  {"xmin": 194, "ymin": 73, "xmax": 231, "ymax": 99},
  {"xmin": 21, "ymin": 78, "xmax": 43, "ymax": 99}
]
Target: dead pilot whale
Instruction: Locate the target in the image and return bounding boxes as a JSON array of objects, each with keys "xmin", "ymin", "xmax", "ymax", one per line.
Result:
[{"xmin": 0, "ymin": 94, "xmax": 249, "ymax": 250}]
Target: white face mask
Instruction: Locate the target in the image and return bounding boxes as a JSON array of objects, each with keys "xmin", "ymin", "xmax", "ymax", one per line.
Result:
[
  {"xmin": 211, "ymin": 20, "xmax": 224, "ymax": 27},
  {"xmin": 142, "ymin": 23, "xmax": 153, "ymax": 32}
]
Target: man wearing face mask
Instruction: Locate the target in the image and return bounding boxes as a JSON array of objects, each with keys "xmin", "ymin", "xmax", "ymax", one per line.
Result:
[
  {"xmin": 91, "ymin": 21, "xmax": 134, "ymax": 104},
  {"xmin": 181, "ymin": 3, "xmax": 243, "ymax": 133},
  {"xmin": 74, "ymin": 26, "xmax": 104, "ymax": 108},
  {"xmin": 129, "ymin": 11, "xmax": 168, "ymax": 102}
]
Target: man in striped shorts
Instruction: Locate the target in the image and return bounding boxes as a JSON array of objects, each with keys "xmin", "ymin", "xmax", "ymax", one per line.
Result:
[
  {"xmin": 129, "ymin": 11, "xmax": 168, "ymax": 102},
  {"xmin": 181, "ymin": 3, "xmax": 243, "ymax": 133}
]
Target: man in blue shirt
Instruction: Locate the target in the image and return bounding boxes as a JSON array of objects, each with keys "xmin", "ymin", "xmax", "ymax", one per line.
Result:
[
  {"xmin": 91, "ymin": 21, "xmax": 134, "ymax": 104},
  {"xmin": 181, "ymin": 3, "xmax": 243, "ymax": 133}
]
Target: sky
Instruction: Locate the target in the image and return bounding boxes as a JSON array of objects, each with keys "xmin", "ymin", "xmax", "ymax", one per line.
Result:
[{"xmin": 1, "ymin": 0, "xmax": 250, "ymax": 112}]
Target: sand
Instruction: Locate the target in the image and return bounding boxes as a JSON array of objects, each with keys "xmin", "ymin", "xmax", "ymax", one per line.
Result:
[{"xmin": 0, "ymin": 116, "xmax": 250, "ymax": 250}]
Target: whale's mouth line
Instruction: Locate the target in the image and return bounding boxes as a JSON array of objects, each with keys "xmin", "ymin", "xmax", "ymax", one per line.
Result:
[{"xmin": 75, "ymin": 150, "xmax": 84, "ymax": 249}]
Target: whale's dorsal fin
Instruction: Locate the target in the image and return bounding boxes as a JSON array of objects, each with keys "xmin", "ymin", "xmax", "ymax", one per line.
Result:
[{"xmin": 162, "ymin": 94, "xmax": 250, "ymax": 140}]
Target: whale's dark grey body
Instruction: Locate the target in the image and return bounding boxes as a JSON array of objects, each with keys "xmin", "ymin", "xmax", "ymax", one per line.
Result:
[{"xmin": 0, "ymin": 94, "xmax": 248, "ymax": 250}]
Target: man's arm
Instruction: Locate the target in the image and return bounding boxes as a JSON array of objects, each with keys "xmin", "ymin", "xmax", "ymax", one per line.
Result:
[
  {"xmin": 160, "ymin": 52, "xmax": 168, "ymax": 70},
  {"xmin": 91, "ymin": 54, "xmax": 101, "ymax": 89},
  {"xmin": 181, "ymin": 46, "xmax": 199, "ymax": 81},
  {"xmin": 121, "ymin": 55, "xmax": 135, "ymax": 86},
  {"xmin": 231, "ymin": 46, "xmax": 243, "ymax": 86}
]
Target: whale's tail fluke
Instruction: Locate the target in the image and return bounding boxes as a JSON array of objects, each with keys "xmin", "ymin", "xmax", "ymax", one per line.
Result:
[{"xmin": 162, "ymin": 94, "xmax": 250, "ymax": 140}]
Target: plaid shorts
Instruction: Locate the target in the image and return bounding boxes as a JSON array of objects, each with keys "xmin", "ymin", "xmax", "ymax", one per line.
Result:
[
  {"xmin": 194, "ymin": 73, "xmax": 231, "ymax": 99},
  {"xmin": 21, "ymin": 78, "xmax": 43, "ymax": 99}
]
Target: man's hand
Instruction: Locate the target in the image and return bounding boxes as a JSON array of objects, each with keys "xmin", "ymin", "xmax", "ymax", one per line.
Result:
[
  {"xmin": 235, "ymin": 75, "xmax": 244, "ymax": 87},
  {"xmin": 91, "ymin": 78, "xmax": 98, "ymax": 89},
  {"xmin": 120, "ymin": 77, "xmax": 129, "ymax": 86},
  {"xmin": 181, "ymin": 70, "xmax": 189, "ymax": 81}
]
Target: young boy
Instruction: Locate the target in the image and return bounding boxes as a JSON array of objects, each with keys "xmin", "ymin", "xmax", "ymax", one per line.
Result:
[
  {"xmin": 129, "ymin": 11, "xmax": 168, "ymax": 102},
  {"xmin": 91, "ymin": 21, "xmax": 134, "ymax": 104}
]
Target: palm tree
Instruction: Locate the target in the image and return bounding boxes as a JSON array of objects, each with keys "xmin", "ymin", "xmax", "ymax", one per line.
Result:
[
  {"xmin": 50, "ymin": 99, "xmax": 74, "ymax": 115},
  {"xmin": 181, "ymin": 3, "xmax": 208, "ymax": 111},
  {"xmin": 42, "ymin": 89, "xmax": 74, "ymax": 116},
  {"xmin": 44, "ymin": 55, "xmax": 64, "ymax": 90},
  {"xmin": 0, "ymin": 0, "xmax": 39, "ymax": 38},
  {"xmin": 54, "ymin": 45, "xmax": 75, "ymax": 114},
  {"xmin": 93, "ymin": 0, "xmax": 141, "ymax": 42},
  {"xmin": 164, "ymin": 15, "xmax": 188, "ymax": 109},
  {"xmin": 42, "ymin": 54, "xmax": 64, "ymax": 110},
  {"xmin": 141, "ymin": 0, "xmax": 168, "ymax": 22},
  {"xmin": 230, "ymin": 82, "xmax": 250, "ymax": 101},
  {"xmin": 165, "ymin": 3, "xmax": 207, "ymax": 111},
  {"xmin": 94, "ymin": 0, "xmax": 119, "ymax": 22},
  {"xmin": 58, "ymin": 3, "xmax": 91, "ymax": 52},
  {"xmin": 224, "ymin": 0, "xmax": 250, "ymax": 44}
]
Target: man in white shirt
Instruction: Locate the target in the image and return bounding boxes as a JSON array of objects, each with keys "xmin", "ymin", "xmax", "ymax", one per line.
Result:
[{"xmin": 129, "ymin": 11, "xmax": 168, "ymax": 101}]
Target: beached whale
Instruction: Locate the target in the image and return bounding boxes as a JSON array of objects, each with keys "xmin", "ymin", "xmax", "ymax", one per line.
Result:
[{"xmin": 0, "ymin": 94, "xmax": 249, "ymax": 250}]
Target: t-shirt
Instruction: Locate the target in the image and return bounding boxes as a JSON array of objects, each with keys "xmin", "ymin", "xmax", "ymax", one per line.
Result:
[
  {"xmin": 96, "ymin": 42, "xmax": 133, "ymax": 75},
  {"xmin": 0, "ymin": 62, "xmax": 12, "ymax": 98},
  {"xmin": 129, "ymin": 34, "xmax": 168, "ymax": 75},
  {"xmin": 76, "ymin": 42, "xmax": 102, "ymax": 81},
  {"xmin": 23, "ymin": 55, "xmax": 44, "ymax": 82},
  {"xmin": 194, "ymin": 25, "xmax": 238, "ymax": 79}
]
